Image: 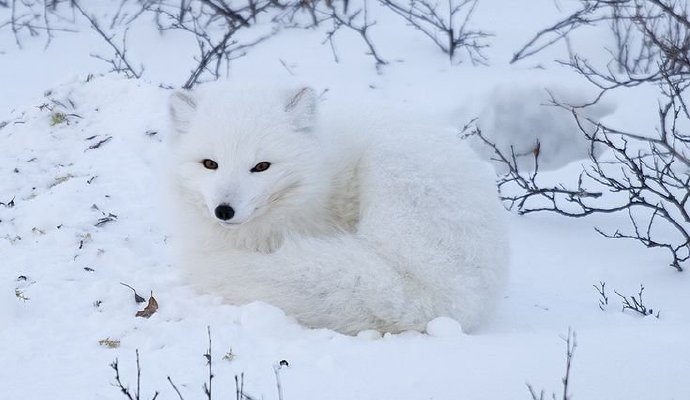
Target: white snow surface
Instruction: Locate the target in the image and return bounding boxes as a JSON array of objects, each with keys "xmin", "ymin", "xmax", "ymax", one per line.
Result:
[{"xmin": 1, "ymin": 1, "xmax": 689, "ymax": 399}]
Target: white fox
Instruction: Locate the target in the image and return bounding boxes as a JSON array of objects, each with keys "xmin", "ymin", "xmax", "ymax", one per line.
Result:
[{"xmin": 167, "ymin": 83, "xmax": 509, "ymax": 334}]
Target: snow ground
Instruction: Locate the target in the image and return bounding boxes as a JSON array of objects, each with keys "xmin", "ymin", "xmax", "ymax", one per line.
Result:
[{"xmin": 1, "ymin": 1, "xmax": 689, "ymax": 399}]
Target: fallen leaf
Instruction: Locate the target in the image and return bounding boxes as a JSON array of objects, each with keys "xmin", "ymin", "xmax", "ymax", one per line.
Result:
[{"xmin": 136, "ymin": 293, "xmax": 158, "ymax": 318}]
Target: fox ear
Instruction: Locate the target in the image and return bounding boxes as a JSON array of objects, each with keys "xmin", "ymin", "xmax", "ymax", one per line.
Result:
[
  {"xmin": 169, "ymin": 90, "xmax": 197, "ymax": 135},
  {"xmin": 284, "ymin": 87, "xmax": 316, "ymax": 132}
]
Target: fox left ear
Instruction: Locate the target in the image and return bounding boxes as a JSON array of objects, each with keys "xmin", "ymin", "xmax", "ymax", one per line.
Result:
[
  {"xmin": 169, "ymin": 90, "xmax": 197, "ymax": 135},
  {"xmin": 284, "ymin": 87, "xmax": 316, "ymax": 132}
]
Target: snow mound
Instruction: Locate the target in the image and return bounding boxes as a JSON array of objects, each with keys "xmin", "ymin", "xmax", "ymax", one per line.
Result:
[
  {"xmin": 472, "ymin": 84, "xmax": 615, "ymax": 171},
  {"xmin": 426, "ymin": 317, "xmax": 465, "ymax": 338}
]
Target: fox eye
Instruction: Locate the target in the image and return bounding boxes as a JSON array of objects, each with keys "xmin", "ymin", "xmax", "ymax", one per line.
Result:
[
  {"xmin": 251, "ymin": 161, "xmax": 271, "ymax": 173},
  {"xmin": 202, "ymin": 159, "xmax": 218, "ymax": 170}
]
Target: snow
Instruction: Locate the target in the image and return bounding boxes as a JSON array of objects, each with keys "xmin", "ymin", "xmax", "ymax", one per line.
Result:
[
  {"xmin": 425, "ymin": 317, "xmax": 465, "ymax": 337},
  {"xmin": 1, "ymin": 1, "xmax": 689, "ymax": 399}
]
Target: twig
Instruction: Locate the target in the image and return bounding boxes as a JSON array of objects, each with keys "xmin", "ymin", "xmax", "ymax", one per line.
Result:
[
  {"xmin": 167, "ymin": 376, "xmax": 185, "ymax": 400},
  {"xmin": 111, "ymin": 358, "xmax": 135, "ymax": 400},
  {"xmin": 323, "ymin": 2, "xmax": 388, "ymax": 70},
  {"xmin": 526, "ymin": 328, "xmax": 577, "ymax": 400},
  {"xmin": 85, "ymin": 135, "xmax": 113, "ymax": 151},
  {"xmin": 560, "ymin": 328, "xmax": 576, "ymax": 400},
  {"xmin": 614, "ymin": 284, "xmax": 661, "ymax": 317},
  {"xmin": 136, "ymin": 349, "xmax": 142, "ymax": 400},
  {"xmin": 380, "ymin": 0, "xmax": 491, "ymax": 64},
  {"xmin": 203, "ymin": 326, "xmax": 213, "ymax": 400},
  {"xmin": 110, "ymin": 350, "xmax": 159, "ymax": 400},
  {"xmin": 72, "ymin": 0, "xmax": 142, "ymax": 78},
  {"xmin": 593, "ymin": 281, "xmax": 608, "ymax": 310},
  {"xmin": 273, "ymin": 364, "xmax": 284, "ymax": 400}
]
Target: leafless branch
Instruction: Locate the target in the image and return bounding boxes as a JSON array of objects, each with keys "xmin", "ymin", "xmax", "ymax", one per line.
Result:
[
  {"xmin": 1, "ymin": 0, "xmax": 78, "ymax": 48},
  {"xmin": 511, "ymin": 0, "xmax": 610, "ymax": 64},
  {"xmin": 73, "ymin": 0, "xmax": 143, "ymax": 78},
  {"xmin": 3, "ymin": 0, "xmax": 491, "ymax": 81},
  {"xmin": 475, "ymin": 0, "xmax": 690, "ymax": 271},
  {"xmin": 526, "ymin": 328, "xmax": 577, "ymax": 400},
  {"xmin": 380, "ymin": 0, "xmax": 490, "ymax": 64},
  {"xmin": 203, "ymin": 325, "xmax": 213, "ymax": 400},
  {"xmin": 322, "ymin": 1, "xmax": 388, "ymax": 69},
  {"xmin": 273, "ymin": 363, "xmax": 285, "ymax": 400},
  {"xmin": 167, "ymin": 376, "xmax": 185, "ymax": 400},
  {"xmin": 593, "ymin": 281, "xmax": 609, "ymax": 310},
  {"xmin": 560, "ymin": 328, "xmax": 576, "ymax": 400},
  {"xmin": 110, "ymin": 350, "xmax": 159, "ymax": 400},
  {"xmin": 614, "ymin": 284, "xmax": 661, "ymax": 317},
  {"xmin": 111, "ymin": 358, "xmax": 135, "ymax": 400},
  {"xmin": 145, "ymin": 0, "xmax": 279, "ymax": 88}
]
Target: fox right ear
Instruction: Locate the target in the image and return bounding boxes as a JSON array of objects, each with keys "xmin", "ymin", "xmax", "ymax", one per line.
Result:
[
  {"xmin": 284, "ymin": 87, "xmax": 316, "ymax": 132},
  {"xmin": 169, "ymin": 90, "xmax": 197, "ymax": 135}
]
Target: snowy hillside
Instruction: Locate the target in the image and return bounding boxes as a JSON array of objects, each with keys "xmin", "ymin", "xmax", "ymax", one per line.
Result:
[{"xmin": 1, "ymin": 1, "xmax": 689, "ymax": 399}]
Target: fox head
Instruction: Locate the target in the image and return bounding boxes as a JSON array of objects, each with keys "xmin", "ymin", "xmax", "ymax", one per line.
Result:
[{"xmin": 168, "ymin": 85, "xmax": 328, "ymax": 231}]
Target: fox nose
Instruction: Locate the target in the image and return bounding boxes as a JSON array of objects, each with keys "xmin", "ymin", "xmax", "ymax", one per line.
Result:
[{"xmin": 214, "ymin": 204, "xmax": 235, "ymax": 221}]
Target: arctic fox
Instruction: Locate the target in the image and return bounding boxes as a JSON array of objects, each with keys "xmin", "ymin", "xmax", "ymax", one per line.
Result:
[{"xmin": 167, "ymin": 83, "xmax": 509, "ymax": 334}]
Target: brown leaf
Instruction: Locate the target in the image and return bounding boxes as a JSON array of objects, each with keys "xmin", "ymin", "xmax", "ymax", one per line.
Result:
[{"xmin": 136, "ymin": 293, "xmax": 158, "ymax": 318}]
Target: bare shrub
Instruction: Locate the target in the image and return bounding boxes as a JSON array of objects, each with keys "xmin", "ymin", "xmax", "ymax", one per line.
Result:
[
  {"xmin": 473, "ymin": 0, "xmax": 690, "ymax": 271},
  {"xmin": 379, "ymin": 0, "xmax": 490, "ymax": 64},
  {"xmin": 1, "ymin": 0, "xmax": 491, "ymax": 83},
  {"xmin": 144, "ymin": 0, "xmax": 281, "ymax": 88}
]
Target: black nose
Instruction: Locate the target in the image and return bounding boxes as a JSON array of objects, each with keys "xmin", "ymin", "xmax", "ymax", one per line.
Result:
[{"xmin": 214, "ymin": 204, "xmax": 235, "ymax": 221}]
